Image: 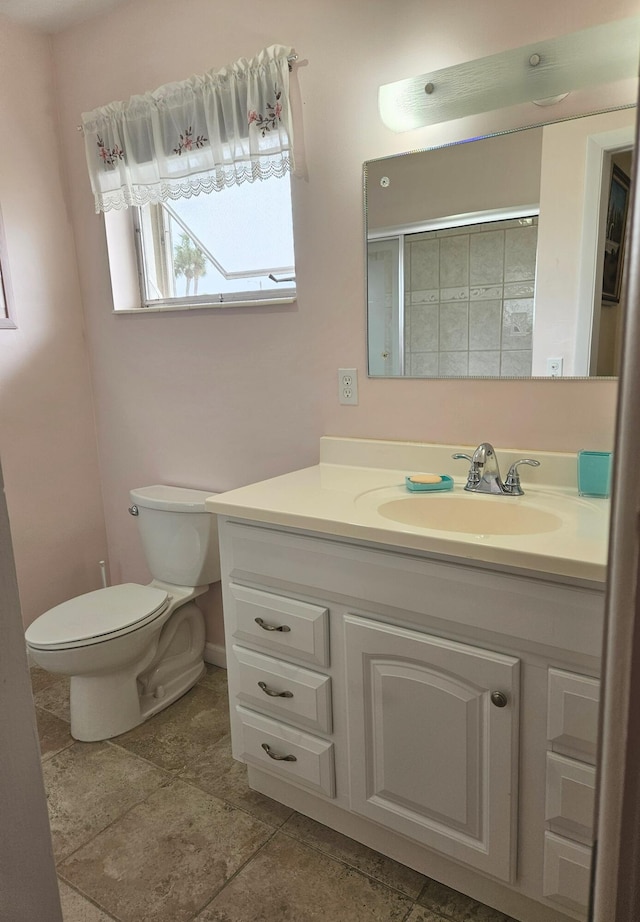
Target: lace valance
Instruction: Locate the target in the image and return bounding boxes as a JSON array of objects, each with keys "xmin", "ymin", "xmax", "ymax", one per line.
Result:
[{"xmin": 81, "ymin": 45, "xmax": 294, "ymax": 213}]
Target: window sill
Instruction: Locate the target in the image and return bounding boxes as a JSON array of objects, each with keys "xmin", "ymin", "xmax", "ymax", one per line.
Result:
[{"xmin": 113, "ymin": 295, "xmax": 297, "ymax": 314}]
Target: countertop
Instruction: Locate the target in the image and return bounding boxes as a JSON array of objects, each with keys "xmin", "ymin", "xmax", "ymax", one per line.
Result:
[{"xmin": 206, "ymin": 438, "xmax": 610, "ymax": 585}]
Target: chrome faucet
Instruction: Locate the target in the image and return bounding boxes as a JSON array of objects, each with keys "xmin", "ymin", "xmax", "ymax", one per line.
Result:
[{"xmin": 452, "ymin": 442, "xmax": 540, "ymax": 496}]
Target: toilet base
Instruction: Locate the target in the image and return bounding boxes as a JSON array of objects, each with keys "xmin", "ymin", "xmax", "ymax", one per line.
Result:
[
  {"xmin": 68, "ymin": 599, "xmax": 206, "ymax": 742},
  {"xmin": 139, "ymin": 660, "xmax": 205, "ymax": 723},
  {"xmin": 68, "ymin": 662, "xmax": 205, "ymax": 742}
]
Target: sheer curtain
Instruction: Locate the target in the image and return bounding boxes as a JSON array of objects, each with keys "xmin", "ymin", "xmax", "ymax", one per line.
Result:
[{"xmin": 81, "ymin": 45, "xmax": 294, "ymax": 213}]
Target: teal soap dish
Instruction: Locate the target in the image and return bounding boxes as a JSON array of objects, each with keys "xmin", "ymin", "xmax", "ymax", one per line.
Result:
[{"xmin": 405, "ymin": 474, "xmax": 454, "ymax": 493}]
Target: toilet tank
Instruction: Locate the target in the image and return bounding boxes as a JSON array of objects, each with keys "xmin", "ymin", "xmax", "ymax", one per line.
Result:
[{"xmin": 129, "ymin": 485, "xmax": 220, "ymax": 587}]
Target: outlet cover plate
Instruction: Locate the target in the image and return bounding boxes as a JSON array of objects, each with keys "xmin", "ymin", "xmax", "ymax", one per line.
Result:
[{"xmin": 338, "ymin": 368, "xmax": 359, "ymax": 405}]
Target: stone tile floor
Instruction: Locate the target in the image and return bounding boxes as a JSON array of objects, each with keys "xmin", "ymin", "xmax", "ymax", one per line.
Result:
[{"xmin": 31, "ymin": 664, "xmax": 517, "ymax": 922}]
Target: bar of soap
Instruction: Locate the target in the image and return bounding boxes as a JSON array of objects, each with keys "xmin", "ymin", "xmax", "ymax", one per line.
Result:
[{"xmin": 407, "ymin": 474, "xmax": 443, "ymax": 484}]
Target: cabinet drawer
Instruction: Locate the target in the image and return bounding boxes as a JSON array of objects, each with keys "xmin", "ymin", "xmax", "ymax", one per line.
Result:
[
  {"xmin": 229, "ymin": 583, "xmax": 330, "ymax": 667},
  {"xmin": 545, "ymin": 752, "xmax": 596, "ymax": 841},
  {"xmin": 233, "ymin": 645, "xmax": 332, "ymax": 733},
  {"xmin": 543, "ymin": 831, "xmax": 592, "ymax": 914},
  {"xmin": 547, "ymin": 669, "xmax": 600, "ymax": 763},
  {"xmin": 235, "ymin": 706, "xmax": 335, "ymax": 798}
]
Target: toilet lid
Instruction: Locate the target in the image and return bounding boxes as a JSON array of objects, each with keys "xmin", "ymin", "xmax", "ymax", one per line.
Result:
[{"xmin": 25, "ymin": 583, "xmax": 170, "ymax": 650}]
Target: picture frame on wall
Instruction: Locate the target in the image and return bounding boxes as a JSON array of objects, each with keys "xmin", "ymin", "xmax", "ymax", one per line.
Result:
[
  {"xmin": 602, "ymin": 164, "xmax": 631, "ymax": 304},
  {"xmin": 0, "ymin": 204, "xmax": 16, "ymax": 329}
]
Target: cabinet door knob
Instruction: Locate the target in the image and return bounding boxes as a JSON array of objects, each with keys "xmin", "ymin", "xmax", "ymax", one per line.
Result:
[
  {"xmin": 261, "ymin": 742, "xmax": 297, "ymax": 762},
  {"xmin": 258, "ymin": 681, "xmax": 293, "ymax": 698},
  {"xmin": 490, "ymin": 691, "xmax": 508, "ymax": 708},
  {"xmin": 255, "ymin": 617, "xmax": 291, "ymax": 633}
]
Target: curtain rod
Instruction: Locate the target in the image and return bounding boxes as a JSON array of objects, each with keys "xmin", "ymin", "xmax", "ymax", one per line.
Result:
[{"xmin": 77, "ymin": 52, "xmax": 299, "ymax": 132}]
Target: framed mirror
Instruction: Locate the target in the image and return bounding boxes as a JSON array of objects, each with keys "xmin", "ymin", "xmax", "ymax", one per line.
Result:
[{"xmin": 365, "ymin": 107, "xmax": 635, "ymax": 378}]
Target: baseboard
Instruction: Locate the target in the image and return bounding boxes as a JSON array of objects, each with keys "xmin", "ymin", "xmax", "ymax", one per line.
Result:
[{"xmin": 204, "ymin": 641, "xmax": 226, "ymax": 669}]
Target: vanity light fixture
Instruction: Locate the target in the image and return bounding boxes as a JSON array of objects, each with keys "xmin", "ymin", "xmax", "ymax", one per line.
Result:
[{"xmin": 379, "ymin": 17, "xmax": 640, "ymax": 132}]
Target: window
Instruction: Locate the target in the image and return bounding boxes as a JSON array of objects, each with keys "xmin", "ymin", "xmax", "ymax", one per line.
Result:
[
  {"xmin": 82, "ymin": 46, "xmax": 296, "ymax": 312},
  {"xmin": 133, "ymin": 174, "xmax": 295, "ymax": 308}
]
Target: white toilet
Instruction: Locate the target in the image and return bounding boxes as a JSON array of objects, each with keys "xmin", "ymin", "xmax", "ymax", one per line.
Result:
[{"xmin": 25, "ymin": 485, "xmax": 220, "ymax": 742}]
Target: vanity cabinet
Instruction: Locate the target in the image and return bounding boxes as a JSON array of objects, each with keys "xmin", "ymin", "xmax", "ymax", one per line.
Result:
[
  {"xmin": 218, "ymin": 517, "xmax": 604, "ymax": 922},
  {"xmin": 224, "ymin": 580, "xmax": 336, "ymax": 798},
  {"xmin": 345, "ymin": 614, "xmax": 519, "ymax": 881},
  {"xmin": 542, "ymin": 669, "xmax": 600, "ymax": 914}
]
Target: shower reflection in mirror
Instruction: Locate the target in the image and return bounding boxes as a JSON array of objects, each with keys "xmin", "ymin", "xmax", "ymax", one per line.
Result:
[{"xmin": 365, "ymin": 108, "xmax": 634, "ymax": 379}]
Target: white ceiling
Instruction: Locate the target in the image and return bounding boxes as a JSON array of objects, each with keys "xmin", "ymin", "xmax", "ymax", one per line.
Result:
[{"xmin": 0, "ymin": 0, "xmax": 129, "ymax": 33}]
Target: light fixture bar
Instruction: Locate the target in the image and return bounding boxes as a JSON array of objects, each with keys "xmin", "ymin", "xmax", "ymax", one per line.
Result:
[{"xmin": 379, "ymin": 17, "xmax": 640, "ymax": 132}]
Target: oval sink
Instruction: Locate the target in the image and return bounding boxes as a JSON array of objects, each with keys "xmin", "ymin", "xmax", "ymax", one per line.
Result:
[{"xmin": 377, "ymin": 495, "xmax": 563, "ymax": 535}]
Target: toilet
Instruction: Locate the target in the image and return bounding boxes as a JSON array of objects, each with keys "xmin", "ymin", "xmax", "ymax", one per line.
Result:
[{"xmin": 25, "ymin": 485, "xmax": 220, "ymax": 742}]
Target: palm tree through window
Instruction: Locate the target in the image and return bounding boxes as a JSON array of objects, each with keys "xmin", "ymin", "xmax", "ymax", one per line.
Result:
[{"xmin": 173, "ymin": 234, "xmax": 208, "ymax": 297}]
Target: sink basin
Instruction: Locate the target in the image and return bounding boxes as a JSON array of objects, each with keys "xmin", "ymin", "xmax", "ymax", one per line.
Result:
[{"xmin": 376, "ymin": 494, "xmax": 564, "ymax": 535}]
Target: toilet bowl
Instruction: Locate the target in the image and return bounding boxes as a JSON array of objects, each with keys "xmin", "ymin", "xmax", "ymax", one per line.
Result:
[{"xmin": 26, "ymin": 485, "xmax": 220, "ymax": 742}]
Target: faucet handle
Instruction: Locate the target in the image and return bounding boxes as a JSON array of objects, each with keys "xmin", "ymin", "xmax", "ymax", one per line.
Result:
[
  {"xmin": 452, "ymin": 452, "xmax": 473, "ymax": 463},
  {"xmin": 504, "ymin": 459, "xmax": 540, "ymax": 495},
  {"xmin": 452, "ymin": 453, "xmax": 480, "ymax": 488}
]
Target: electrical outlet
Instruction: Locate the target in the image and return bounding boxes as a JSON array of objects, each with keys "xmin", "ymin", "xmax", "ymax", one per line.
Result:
[
  {"xmin": 338, "ymin": 368, "xmax": 359, "ymax": 405},
  {"xmin": 547, "ymin": 357, "xmax": 563, "ymax": 377}
]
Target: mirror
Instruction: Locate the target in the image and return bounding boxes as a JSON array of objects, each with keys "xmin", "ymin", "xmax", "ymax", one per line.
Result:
[{"xmin": 365, "ymin": 107, "xmax": 635, "ymax": 378}]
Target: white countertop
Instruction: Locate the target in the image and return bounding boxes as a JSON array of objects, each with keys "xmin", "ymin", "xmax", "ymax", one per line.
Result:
[{"xmin": 206, "ymin": 438, "xmax": 610, "ymax": 584}]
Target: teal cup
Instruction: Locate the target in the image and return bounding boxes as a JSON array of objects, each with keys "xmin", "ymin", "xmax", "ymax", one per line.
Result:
[{"xmin": 577, "ymin": 450, "xmax": 612, "ymax": 498}]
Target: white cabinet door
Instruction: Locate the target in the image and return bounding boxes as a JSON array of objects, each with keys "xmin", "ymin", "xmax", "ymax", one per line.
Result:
[{"xmin": 345, "ymin": 614, "xmax": 519, "ymax": 882}]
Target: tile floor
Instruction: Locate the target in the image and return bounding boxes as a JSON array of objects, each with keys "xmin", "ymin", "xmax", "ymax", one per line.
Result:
[{"xmin": 31, "ymin": 664, "xmax": 517, "ymax": 922}]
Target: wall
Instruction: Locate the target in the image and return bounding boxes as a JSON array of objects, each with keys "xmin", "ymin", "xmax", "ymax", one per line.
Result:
[
  {"xmin": 366, "ymin": 128, "xmax": 543, "ymax": 231},
  {"xmin": 0, "ymin": 16, "xmax": 107, "ymax": 625},
  {"xmin": 533, "ymin": 108, "xmax": 635, "ymax": 375},
  {"xmin": 0, "ymin": 462, "xmax": 62, "ymax": 920},
  {"xmin": 596, "ymin": 148, "xmax": 634, "ymax": 377},
  {"xmin": 50, "ymin": 0, "xmax": 636, "ymax": 645}
]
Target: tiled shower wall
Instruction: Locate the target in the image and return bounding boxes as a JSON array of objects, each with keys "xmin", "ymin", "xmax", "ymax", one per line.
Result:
[{"xmin": 405, "ymin": 217, "xmax": 538, "ymax": 376}]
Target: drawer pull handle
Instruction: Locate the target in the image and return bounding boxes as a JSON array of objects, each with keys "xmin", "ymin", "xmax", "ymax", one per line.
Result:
[
  {"xmin": 258, "ymin": 681, "xmax": 294, "ymax": 698},
  {"xmin": 491, "ymin": 691, "xmax": 508, "ymax": 708},
  {"xmin": 255, "ymin": 617, "xmax": 291, "ymax": 633},
  {"xmin": 261, "ymin": 742, "xmax": 297, "ymax": 762}
]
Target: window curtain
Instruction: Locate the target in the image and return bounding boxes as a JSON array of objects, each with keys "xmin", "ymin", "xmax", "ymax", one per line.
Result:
[{"xmin": 81, "ymin": 45, "xmax": 294, "ymax": 213}]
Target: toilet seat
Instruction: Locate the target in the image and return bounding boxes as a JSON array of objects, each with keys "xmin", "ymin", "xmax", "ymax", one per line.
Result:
[{"xmin": 25, "ymin": 583, "xmax": 170, "ymax": 651}]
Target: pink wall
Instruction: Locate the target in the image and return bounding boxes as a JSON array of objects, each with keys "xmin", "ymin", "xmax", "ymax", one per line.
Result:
[
  {"xmin": 48, "ymin": 0, "xmax": 634, "ymax": 644},
  {"xmin": 367, "ymin": 128, "xmax": 543, "ymax": 231},
  {"xmin": 534, "ymin": 109, "xmax": 635, "ymax": 375},
  {"xmin": 0, "ymin": 17, "xmax": 107, "ymax": 625}
]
